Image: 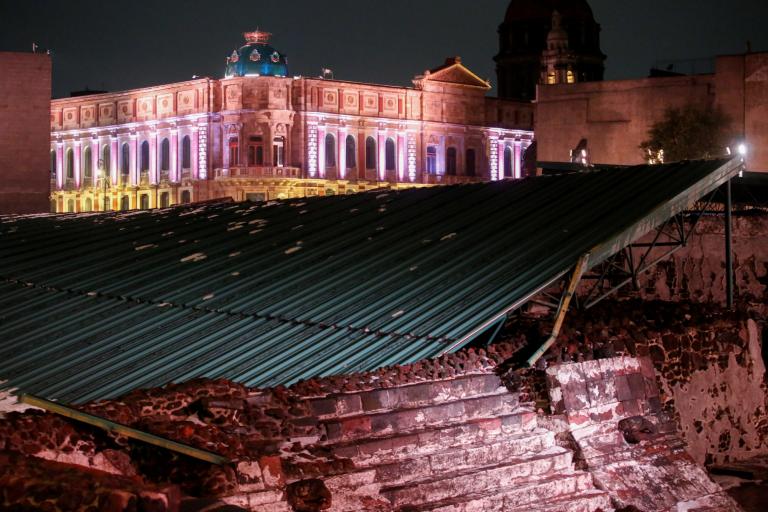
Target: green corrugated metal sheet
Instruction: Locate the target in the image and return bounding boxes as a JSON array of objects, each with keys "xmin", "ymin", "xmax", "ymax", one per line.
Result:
[{"xmin": 0, "ymin": 159, "xmax": 741, "ymax": 403}]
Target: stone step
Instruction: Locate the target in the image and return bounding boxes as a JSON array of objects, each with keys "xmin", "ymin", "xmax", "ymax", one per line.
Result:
[
  {"xmin": 357, "ymin": 431, "xmax": 560, "ymax": 487},
  {"xmin": 399, "ymin": 471, "xmax": 596, "ymax": 512},
  {"xmin": 322, "ymin": 392, "xmax": 521, "ymax": 443},
  {"xmin": 330, "ymin": 410, "xmax": 541, "ymax": 462},
  {"xmin": 505, "ymin": 489, "xmax": 613, "ymax": 512},
  {"xmin": 381, "ymin": 446, "xmax": 574, "ymax": 508},
  {"xmin": 307, "ymin": 373, "xmax": 506, "ymax": 420}
]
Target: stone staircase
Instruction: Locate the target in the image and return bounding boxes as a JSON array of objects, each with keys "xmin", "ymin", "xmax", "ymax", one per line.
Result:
[{"xmin": 303, "ymin": 372, "xmax": 612, "ymax": 512}]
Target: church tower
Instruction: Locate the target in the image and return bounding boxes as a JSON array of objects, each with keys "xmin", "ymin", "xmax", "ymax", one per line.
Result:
[
  {"xmin": 495, "ymin": 0, "xmax": 606, "ymax": 101},
  {"xmin": 541, "ymin": 11, "xmax": 579, "ymax": 86}
]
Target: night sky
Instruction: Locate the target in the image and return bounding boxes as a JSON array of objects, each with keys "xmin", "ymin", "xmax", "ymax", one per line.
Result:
[{"xmin": 1, "ymin": 0, "xmax": 766, "ymax": 99}]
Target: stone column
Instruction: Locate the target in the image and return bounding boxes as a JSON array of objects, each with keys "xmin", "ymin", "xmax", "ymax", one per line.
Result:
[
  {"xmin": 514, "ymin": 141, "xmax": 522, "ymax": 179},
  {"xmin": 170, "ymin": 128, "xmax": 179, "ymax": 182},
  {"xmin": 338, "ymin": 128, "xmax": 347, "ymax": 180},
  {"xmin": 307, "ymin": 123, "xmax": 318, "ymax": 178},
  {"xmin": 497, "ymin": 141, "xmax": 505, "ymax": 180},
  {"xmin": 317, "ymin": 125, "xmax": 326, "ymax": 179},
  {"xmin": 150, "ymin": 130, "xmax": 158, "ymax": 185},
  {"xmin": 377, "ymin": 130, "xmax": 386, "ymax": 181},
  {"xmin": 55, "ymin": 142, "xmax": 64, "ymax": 190},
  {"xmin": 110, "ymin": 136, "xmax": 118, "ymax": 186},
  {"xmin": 89, "ymin": 137, "xmax": 98, "ymax": 188},
  {"xmin": 73, "ymin": 140, "xmax": 82, "ymax": 188},
  {"xmin": 397, "ymin": 133, "xmax": 406, "ymax": 182},
  {"xmin": 128, "ymin": 133, "xmax": 139, "ymax": 187},
  {"xmin": 191, "ymin": 126, "xmax": 200, "ymax": 180}
]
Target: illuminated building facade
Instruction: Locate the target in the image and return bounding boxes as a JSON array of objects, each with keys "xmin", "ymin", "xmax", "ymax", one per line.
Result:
[{"xmin": 49, "ymin": 31, "xmax": 533, "ymax": 213}]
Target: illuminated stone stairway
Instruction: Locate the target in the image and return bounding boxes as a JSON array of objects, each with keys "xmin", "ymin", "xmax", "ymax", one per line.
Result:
[{"xmin": 305, "ymin": 372, "xmax": 613, "ymax": 512}]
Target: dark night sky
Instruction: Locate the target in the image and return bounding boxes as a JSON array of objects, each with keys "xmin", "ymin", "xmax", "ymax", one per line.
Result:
[{"xmin": 1, "ymin": 0, "xmax": 767, "ymax": 99}]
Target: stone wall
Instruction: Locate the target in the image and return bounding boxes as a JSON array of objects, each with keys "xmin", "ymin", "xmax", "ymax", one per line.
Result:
[
  {"xmin": 0, "ymin": 52, "xmax": 51, "ymax": 214},
  {"xmin": 636, "ymin": 215, "xmax": 768, "ymax": 306},
  {"xmin": 522, "ymin": 299, "xmax": 768, "ymax": 467}
]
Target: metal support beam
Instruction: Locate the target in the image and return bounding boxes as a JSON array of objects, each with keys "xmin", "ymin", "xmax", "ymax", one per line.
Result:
[
  {"xmin": 486, "ymin": 316, "xmax": 507, "ymax": 347},
  {"xmin": 725, "ymin": 178, "xmax": 734, "ymax": 309},
  {"xmin": 526, "ymin": 253, "xmax": 590, "ymax": 367},
  {"xmin": 19, "ymin": 394, "xmax": 231, "ymax": 466}
]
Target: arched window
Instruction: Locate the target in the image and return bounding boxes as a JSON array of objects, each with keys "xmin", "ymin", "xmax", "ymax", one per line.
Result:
[
  {"xmin": 465, "ymin": 148, "xmax": 476, "ymax": 177},
  {"xmin": 84, "ymin": 197, "xmax": 92, "ymax": 212},
  {"xmin": 83, "ymin": 147, "xmax": 92, "ymax": 182},
  {"xmin": 140, "ymin": 194, "xmax": 149, "ymax": 209},
  {"xmin": 140, "ymin": 141, "xmax": 150, "ymax": 173},
  {"xmin": 181, "ymin": 190, "xmax": 191, "ymax": 204},
  {"xmin": 365, "ymin": 137, "xmax": 376, "ymax": 170},
  {"xmin": 385, "ymin": 138, "xmax": 396, "ymax": 171},
  {"xmin": 504, "ymin": 146, "xmax": 513, "ymax": 178},
  {"xmin": 50, "ymin": 150, "xmax": 56, "ymax": 177},
  {"xmin": 102, "ymin": 145, "xmax": 110, "ymax": 176},
  {"xmin": 120, "ymin": 143, "xmax": 130, "ymax": 179},
  {"xmin": 65, "ymin": 149, "xmax": 74, "ymax": 179},
  {"xmin": 160, "ymin": 192, "xmax": 170, "ymax": 208},
  {"xmin": 67, "ymin": 199, "xmax": 75, "ymax": 212},
  {"xmin": 182, "ymin": 135, "xmax": 191, "ymax": 169},
  {"xmin": 325, "ymin": 133, "xmax": 336, "ymax": 168},
  {"xmin": 446, "ymin": 147, "xmax": 457, "ymax": 176},
  {"xmin": 273, "ymin": 136, "xmax": 285, "ymax": 167},
  {"xmin": 228, "ymin": 137, "xmax": 239, "ymax": 166},
  {"xmin": 346, "ymin": 135, "xmax": 356, "ymax": 169},
  {"xmin": 120, "ymin": 195, "xmax": 130, "ymax": 210},
  {"xmin": 426, "ymin": 146, "xmax": 437, "ymax": 174},
  {"xmin": 160, "ymin": 138, "xmax": 170, "ymax": 171}
]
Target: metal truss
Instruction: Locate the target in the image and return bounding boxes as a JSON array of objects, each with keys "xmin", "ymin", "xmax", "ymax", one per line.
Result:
[{"xmin": 580, "ymin": 189, "xmax": 719, "ymax": 310}]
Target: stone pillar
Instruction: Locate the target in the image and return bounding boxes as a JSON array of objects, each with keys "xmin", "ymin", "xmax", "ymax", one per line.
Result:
[
  {"xmin": 338, "ymin": 128, "xmax": 347, "ymax": 180},
  {"xmin": 317, "ymin": 125, "xmax": 326, "ymax": 179},
  {"xmin": 150, "ymin": 130, "xmax": 158, "ymax": 185},
  {"xmin": 73, "ymin": 140, "xmax": 82, "ymax": 188},
  {"xmin": 397, "ymin": 133, "xmax": 406, "ymax": 182},
  {"xmin": 307, "ymin": 123, "xmax": 318, "ymax": 178},
  {"xmin": 514, "ymin": 141, "xmax": 522, "ymax": 179},
  {"xmin": 129, "ymin": 134, "xmax": 138, "ymax": 186},
  {"xmin": 110, "ymin": 136, "xmax": 118, "ymax": 186},
  {"xmin": 55, "ymin": 142, "xmax": 64, "ymax": 190},
  {"xmin": 377, "ymin": 130, "xmax": 386, "ymax": 181},
  {"xmin": 191, "ymin": 126, "xmax": 200, "ymax": 180},
  {"xmin": 90, "ymin": 137, "xmax": 99, "ymax": 188},
  {"xmin": 407, "ymin": 133, "xmax": 417, "ymax": 182},
  {"xmin": 497, "ymin": 141, "xmax": 505, "ymax": 181},
  {"xmin": 170, "ymin": 128, "xmax": 179, "ymax": 182}
]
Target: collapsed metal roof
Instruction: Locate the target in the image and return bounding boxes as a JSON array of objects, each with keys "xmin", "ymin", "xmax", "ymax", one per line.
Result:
[{"xmin": 0, "ymin": 158, "xmax": 741, "ymax": 403}]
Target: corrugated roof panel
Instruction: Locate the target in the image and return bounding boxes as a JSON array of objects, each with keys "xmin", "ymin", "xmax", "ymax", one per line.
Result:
[{"xmin": 0, "ymin": 159, "xmax": 742, "ymax": 402}]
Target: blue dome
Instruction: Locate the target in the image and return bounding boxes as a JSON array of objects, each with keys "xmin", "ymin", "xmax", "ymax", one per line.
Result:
[{"xmin": 225, "ymin": 31, "xmax": 288, "ymax": 78}]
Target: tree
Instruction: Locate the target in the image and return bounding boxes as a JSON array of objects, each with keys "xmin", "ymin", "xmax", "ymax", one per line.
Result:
[{"xmin": 640, "ymin": 104, "xmax": 731, "ymax": 163}]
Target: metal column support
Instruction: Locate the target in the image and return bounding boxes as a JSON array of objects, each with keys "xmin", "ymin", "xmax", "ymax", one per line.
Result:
[
  {"xmin": 526, "ymin": 253, "xmax": 591, "ymax": 367},
  {"xmin": 725, "ymin": 178, "xmax": 734, "ymax": 309}
]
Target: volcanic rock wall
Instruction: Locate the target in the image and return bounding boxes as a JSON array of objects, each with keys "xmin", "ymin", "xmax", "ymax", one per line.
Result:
[
  {"xmin": 637, "ymin": 214, "xmax": 768, "ymax": 305},
  {"xmin": 530, "ymin": 300, "xmax": 768, "ymax": 467}
]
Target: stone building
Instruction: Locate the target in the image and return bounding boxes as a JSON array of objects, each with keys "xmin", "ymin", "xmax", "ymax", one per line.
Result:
[
  {"xmin": 535, "ymin": 51, "xmax": 768, "ymax": 172},
  {"xmin": 0, "ymin": 52, "xmax": 51, "ymax": 214},
  {"xmin": 49, "ymin": 31, "xmax": 533, "ymax": 213}
]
